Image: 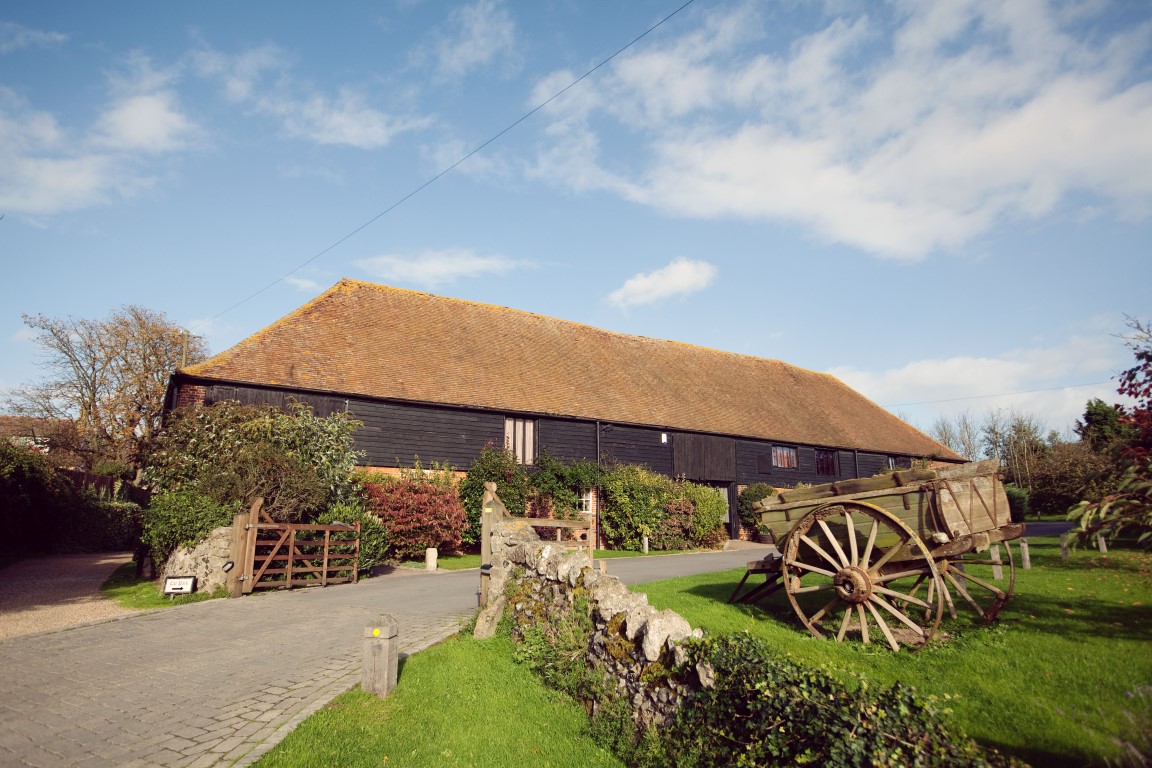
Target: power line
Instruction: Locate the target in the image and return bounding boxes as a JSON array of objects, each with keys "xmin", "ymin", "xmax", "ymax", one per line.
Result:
[
  {"xmin": 208, "ymin": 0, "xmax": 700, "ymax": 324},
  {"xmin": 881, "ymin": 380, "xmax": 1113, "ymax": 408}
]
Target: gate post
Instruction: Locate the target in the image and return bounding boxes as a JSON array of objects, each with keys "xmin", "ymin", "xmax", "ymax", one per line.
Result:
[{"xmin": 228, "ymin": 509, "xmax": 251, "ymax": 598}]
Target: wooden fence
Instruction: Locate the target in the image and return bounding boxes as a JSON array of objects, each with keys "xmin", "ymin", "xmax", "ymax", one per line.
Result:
[{"xmin": 231, "ymin": 501, "xmax": 360, "ymax": 595}]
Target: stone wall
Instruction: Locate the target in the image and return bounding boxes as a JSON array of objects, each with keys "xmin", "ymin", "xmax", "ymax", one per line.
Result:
[{"xmin": 482, "ymin": 517, "xmax": 711, "ymax": 727}]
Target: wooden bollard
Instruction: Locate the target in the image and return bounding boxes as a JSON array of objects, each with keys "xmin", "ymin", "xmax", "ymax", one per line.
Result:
[
  {"xmin": 363, "ymin": 615, "xmax": 399, "ymax": 697},
  {"xmin": 1097, "ymin": 536, "xmax": 1109, "ymax": 555},
  {"xmin": 990, "ymin": 544, "xmax": 1004, "ymax": 581},
  {"xmin": 1020, "ymin": 538, "xmax": 1031, "ymax": 570}
]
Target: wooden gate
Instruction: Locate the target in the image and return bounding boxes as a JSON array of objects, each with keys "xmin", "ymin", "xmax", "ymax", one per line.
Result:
[{"xmin": 234, "ymin": 500, "xmax": 360, "ymax": 594}]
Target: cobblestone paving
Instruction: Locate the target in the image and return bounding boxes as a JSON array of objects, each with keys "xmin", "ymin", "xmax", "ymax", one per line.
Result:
[{"xmin": 0, "ymin": 569, "xmax": 478, "ymax": 767}]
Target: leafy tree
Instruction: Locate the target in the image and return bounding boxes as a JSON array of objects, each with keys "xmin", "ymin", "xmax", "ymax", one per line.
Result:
[
  {"xmin": 459, "ymin": 445, "xmax": 531, "ymax": 544},
  {"xmin": 144, "ymin": 400, "xmax": 363, "ymax": 522},
  {"xmin": 1070, "ymin": 316, "xmax": 1152, "ymax": 546},
  {"xmin": 1075, "ymin": 398, "xmax": 1134, "ymax": 451},
  {"xmin": 5, "ymin": 307, "xmax": 207, "ymax": 470}
]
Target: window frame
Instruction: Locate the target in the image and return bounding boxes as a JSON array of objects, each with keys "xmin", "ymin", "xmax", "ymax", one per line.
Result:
[
  {"xmin": 815, "ymin": 448, "xmax": 838, "ymax": 476},
  {"xmin": 771, "ymin": 445, "xmax": 798, "ymax": 470},
  {"xmin": 504, "ymin": 417, "xmax": 537, "ymax": 465}
]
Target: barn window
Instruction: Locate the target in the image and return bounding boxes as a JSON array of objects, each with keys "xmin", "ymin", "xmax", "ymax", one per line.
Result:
[
  {"xmin": 504, "ymin": 417, "xmax": 536, "ymax": 465},
  {"xmin": 815, "ymin": 449, "xmax": 838, "ymax": 476},
  {"xmin": 771, "ymin": 445, "xmax": 798, "ymax": 469}
]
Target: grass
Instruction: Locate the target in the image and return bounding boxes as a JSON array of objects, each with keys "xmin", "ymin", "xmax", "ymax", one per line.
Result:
[
  {"xmin": 398, "ymin": 547, "xmax": 702, "ymax": 570},
  {"xmin": 253, "ymin": 634, "xmax": 622, "ymax": 768},
  {"xmin": 99, "ymin": 563, "xmax": 227, "ymax": 609},
  {"xmin": 637, "ymin": 534, "xmax": 1152, "ymax": 767}
]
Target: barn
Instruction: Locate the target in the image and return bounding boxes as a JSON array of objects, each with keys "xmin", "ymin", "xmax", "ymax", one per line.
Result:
[{"xmin": 165, "ymin": 279, "xmax": 959, "ymax": 538}]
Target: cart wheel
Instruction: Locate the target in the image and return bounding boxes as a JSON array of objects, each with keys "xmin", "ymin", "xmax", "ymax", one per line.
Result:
[
  {"xmin": 939, "ymin": 541, "xmax": 1016, "ymax": 622},
  {"xmin": 781, "ymin": 501, "xmax": 944, "ymax": 652}
]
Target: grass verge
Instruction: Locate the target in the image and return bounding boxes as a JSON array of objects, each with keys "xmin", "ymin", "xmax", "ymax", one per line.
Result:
[
  {"xmin": 99, "ymin": 563, "xmax": 226, "ymax": 609},
  {"xmin": 637, "ymin": 535, "xmax": 1152, "ymax": 767},
  {"xmin": 399, "ymin": 547, "xmax": 704, "ymax": 570},
  {"xmin": 253, "ymin": 634, "xmax": 622, "ymax": 768}
]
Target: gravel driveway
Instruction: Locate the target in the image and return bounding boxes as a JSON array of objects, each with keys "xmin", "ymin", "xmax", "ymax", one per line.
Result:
[{"xmin": 0, "ymin": 552, "xmax": 142, "ymax": 641}]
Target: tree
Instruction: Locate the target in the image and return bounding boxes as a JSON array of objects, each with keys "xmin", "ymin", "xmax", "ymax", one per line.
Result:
[
  {"xmin": 1075, "ymin": 398, "xmax": 1134, "ymax": 451},
  {"xmin": 5, "ymin": 307, "xmax": 207, "ymax": 470},
  {"xmin": 1070, "ymin": 316, "xmax": 1152, "ymax": 546}
]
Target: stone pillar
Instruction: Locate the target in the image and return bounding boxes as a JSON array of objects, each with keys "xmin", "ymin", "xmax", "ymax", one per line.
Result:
[{"xmin": 363, "ymin": 615, "xmax": 399, "ymax": 697}]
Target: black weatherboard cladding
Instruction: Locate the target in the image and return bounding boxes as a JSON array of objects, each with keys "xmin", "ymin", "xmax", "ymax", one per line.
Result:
[{"xmin": 197, "ymin": 382, "xmax": 911, "ymax": 481}]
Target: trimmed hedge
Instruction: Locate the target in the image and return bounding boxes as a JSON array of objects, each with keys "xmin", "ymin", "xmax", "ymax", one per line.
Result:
[{"xmin": 141, "ymin": 490, "xmax": 237, "ymax": 567}]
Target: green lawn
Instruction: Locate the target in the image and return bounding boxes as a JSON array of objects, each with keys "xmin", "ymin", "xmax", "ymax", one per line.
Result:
[
  {"xmin": 99, "ymin": 563, "xmax": 226, "ymax": 609},
  {"xmin": 398, "ymin": 547, "xmax": 704, "ymax": 570},
  {"xmin": 253, "ymin": 634, "xmax": 622, "ymax": 768},
  {"xmin": 638, "ymin": 535, "xmax": 1152, "ymax": 767}
]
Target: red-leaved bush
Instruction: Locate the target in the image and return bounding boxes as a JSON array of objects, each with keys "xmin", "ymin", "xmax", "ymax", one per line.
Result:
[{"xmin": 364, "ymin": 479, "xmax": 464, "ymax": 561}]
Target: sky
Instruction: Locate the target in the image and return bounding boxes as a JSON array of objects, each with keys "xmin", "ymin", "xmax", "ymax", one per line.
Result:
[{"xmin": 2, "ymin": 0, "xmax": 1150, "ymax": 443}]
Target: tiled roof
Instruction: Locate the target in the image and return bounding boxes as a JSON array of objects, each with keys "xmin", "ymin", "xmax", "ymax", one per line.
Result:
[{"xmin": 180, "ymin": 279, "xmax": 960, "ymax": 459}]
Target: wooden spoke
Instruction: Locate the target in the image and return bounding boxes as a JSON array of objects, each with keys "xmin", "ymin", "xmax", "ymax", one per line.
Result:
[
  {"xmin": 941, "ymin": 542, "xmax": 1016, "ymax": 623},
  {"xmin": 781, "ymin": 501, "xmax": 943, "ymax": 651},
  {"xmin": 873, "ymin": 594, "xmax": 927, "ymax": 636},
  {"xmin": 873, "ymin": 568, "xmax": 930, "ymax": 584},
  {"xmin": 817, "ymin": 518, "xmax": 851, "ymax": 568},
  {"xmin": 810, "ymin": 596, "xmax": 841, "ymax": 626},
  {"xmin": 836, "ymin": 605, "xmax": 853, "ymax": 642},
  {"xmin": 792, "ymin": 583, "xmax": 836, "ymax": 595},
  {"xmin": 799, "ymin": 534, "xmax": 843, "ymax": 571},
  {"xmin": 873, "ymin": 585, "xmax": 932, "ymax": 610},
  {"xmin": 868, "ymin": 537, "xmax": 909, "ymax": 575},
  {"xmin": 860, "ymin": 518, "xmax": 879, "ymax": 568},
  {"xmin": 844, "ymin": 510, "xmax": 859, "ymax": 566},
  {"xmin": 789, "ymin": 560, "xmax": 837, "ymax": 578}
]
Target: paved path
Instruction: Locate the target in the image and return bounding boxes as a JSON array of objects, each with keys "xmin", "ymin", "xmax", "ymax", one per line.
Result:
[
  {"xmin": 0, "ymin": 553, "xmax": 139, "ymax": 641},
  {"xmin": 0, "ymin": 545, "xmax": 772, "ymax": 768}
]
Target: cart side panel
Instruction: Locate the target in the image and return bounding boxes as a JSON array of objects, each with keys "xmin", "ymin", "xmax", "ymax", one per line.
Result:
[
  {"xmin": 761, "ymin": 489, "xmax": 941, "ymax": 555},
  {"xmin": 933, "ymin": 475, "xmax": 1011, "ymax": 537}
]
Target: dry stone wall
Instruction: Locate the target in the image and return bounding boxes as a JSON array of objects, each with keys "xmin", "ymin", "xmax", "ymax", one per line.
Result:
[{"xmin": 484, "ymin": 517, "xmax": 712, "ymax": 726}]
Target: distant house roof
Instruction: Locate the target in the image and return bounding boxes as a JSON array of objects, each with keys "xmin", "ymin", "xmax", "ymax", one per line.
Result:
[{"xmin": 179, "ymin": 279, "xmax": 960, "ymax": 460}]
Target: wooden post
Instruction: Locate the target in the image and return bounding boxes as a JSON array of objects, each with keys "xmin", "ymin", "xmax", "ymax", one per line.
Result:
[
  {"xmin": 1019, "ymin": 538, "xmax": 1031, "ymax": 570},
  {"xmin": 990, "ymin": 543, "xmax": 1004, "ymax": 580},
  {"xmin": 363, "ymin": 615, "xmax": 399, "ymax": 697},
  {"xmin": 227, "ymin": 509, "xmax": 251, "ymax": 598},
  {"xmin": 480, "ymin": 504, "xmax": 492, "ymax": 607},
  {"xmin": 1097, "ymin": 535, "xmax": 1109, "ymax": 555}
]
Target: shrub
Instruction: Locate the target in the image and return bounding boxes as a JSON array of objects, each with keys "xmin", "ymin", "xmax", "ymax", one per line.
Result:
[
  {"xmin": 599, "ymin": 464, "xmax": 672, "ymax": 550},
  {"xmin": 145, "ymin": 399, "xmax": 363, "ymax": 519},
  {"xmin": 678, "ymin": 481, "xmax": 728, "ymax": 547},
  {"xmin": 0, "ymin": 441, "xmax": 78, "ymax": 553},
  {"xmin": 738, "ymin": 482, "xmax": 776, "ymax": 532},
  {"xmin": 141, "ymin": 490, "xmax": 237, "ymax": 567},
  {"xmin": 57, "ymin": 499, "xmax": 143, "ymax": 553},
  {"xmin": 1004, "ymin": 483, "xmax": 1029, "ymax": 523},
  {"xmin": 658, "ymin": 633, "xmax": 1011, "ymax": 768},
  {"xmin": 651, "ymin": 497, "xmax": 694, "ymax": 550},
  {"xmin": 365, "ymin": 479, "xmax": 465, "ymax": 561},
  {"xmin": 528, "ymin": 452, "xmax": 602, "ymax": 519},
  {"xmin": 459, "ymin": 445, "xmax": 530, "ymax": 545},
  {"xmin": 317, "ymin": 502, "xmax": 389, "ymax": 574}
]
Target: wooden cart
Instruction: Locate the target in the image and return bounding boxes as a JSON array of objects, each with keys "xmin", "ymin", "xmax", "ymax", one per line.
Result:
[{"xmin": 728, "ymin": 460, "xmax": 1024, "ymax": 651}]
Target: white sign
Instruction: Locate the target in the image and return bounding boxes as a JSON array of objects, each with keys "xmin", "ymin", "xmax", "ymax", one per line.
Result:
[{"xmin": 164, "ymin": 576, "xmax": 196, "ymax": 595}]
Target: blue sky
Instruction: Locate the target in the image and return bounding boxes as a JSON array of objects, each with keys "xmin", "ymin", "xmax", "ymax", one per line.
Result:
[{"xmin": 2, "ymin": 0, "xmax": 1149, "ymax": 439}]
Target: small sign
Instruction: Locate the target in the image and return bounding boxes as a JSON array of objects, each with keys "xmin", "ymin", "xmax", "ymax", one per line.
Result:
[{"xmin": 164, "ymin": 576, "xmax": 196, "ymax": 595}]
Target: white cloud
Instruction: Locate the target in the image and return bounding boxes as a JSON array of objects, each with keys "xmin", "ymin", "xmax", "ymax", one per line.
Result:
[
  {"xmin": 0, "ymin": 22, "xmax": 67, "ymax": 54},
  {"xmin": 284, "ymin": 275, "xmax": 321, "ymax": 292},
  {"xmin": 608, "ymin": 258, "xmax": 717, "ymax": 308},
  {"xmin": 355, "ymin": 248, "xmax": 531, "ymax": 288},
  {"xmin": 94, "ymin": 92, "xmax": 196, "ymax": 154},
  {"xmin": 0, "ymin": 53, "xmax": 198, "ymax": 215},
  {"xmin": 828, "ymin": 334, "xmax": 1128, "ymax": 432},
  {"xmin": 195, "ymin": 44, "xmax": 431, "ymax": 149},
  {"xmin": 433, "ymin": 0, "xmax": 518, "ymax": 78},
  {"xmin": 264, "ymin": 88, "xmax": 432, "ymax": 149},
  {"xmin": 530, "ymin": 2, "xmax": 1152, "ymax": 259}
]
